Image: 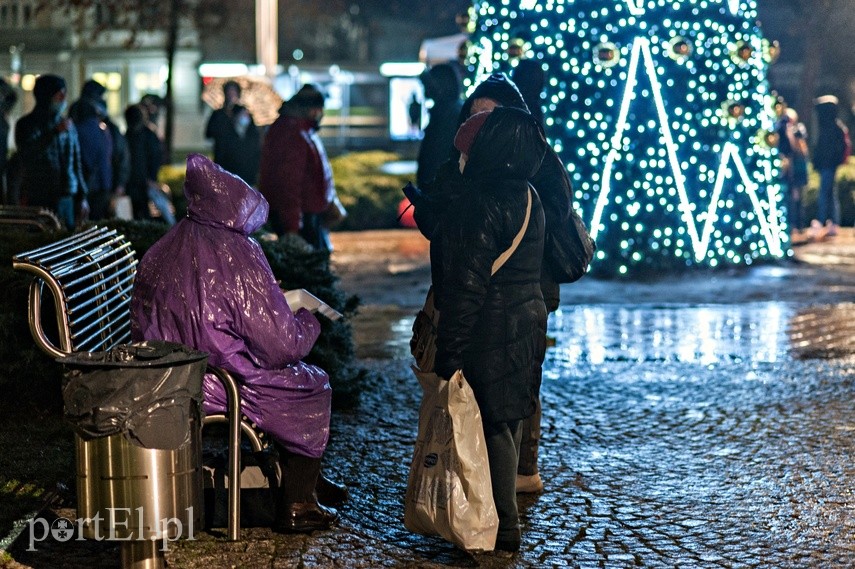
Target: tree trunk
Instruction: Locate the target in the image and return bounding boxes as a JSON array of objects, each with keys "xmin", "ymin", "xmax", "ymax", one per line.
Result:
[{"xmin": 163, "ymin": 0, "xmax": 180, "ymax": 164}]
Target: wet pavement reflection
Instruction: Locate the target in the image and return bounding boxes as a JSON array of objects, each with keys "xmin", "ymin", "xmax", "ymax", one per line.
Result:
[{"xmin": 355, "ymin": 301, "xmax": 855, "ymax": 363}]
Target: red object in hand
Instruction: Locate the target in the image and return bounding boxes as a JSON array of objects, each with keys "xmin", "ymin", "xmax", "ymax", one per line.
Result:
[{"xmin": 398, "ymin": 197, "xmax": 417, "ymax": 228}]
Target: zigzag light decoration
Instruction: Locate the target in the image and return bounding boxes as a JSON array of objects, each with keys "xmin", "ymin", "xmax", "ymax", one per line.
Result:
[
  {"xmin": 470, "ymin": 0, "xmax": 788, "ymax": 275},
  {"xmin": 591, "ymin": 37, "xmax": 784, "ymax": 260}
]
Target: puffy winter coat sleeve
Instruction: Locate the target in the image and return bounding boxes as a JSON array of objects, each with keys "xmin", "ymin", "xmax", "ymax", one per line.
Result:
[{"xmin": 434, "ymin": 191, "xmax": 501, "ymax": 378}]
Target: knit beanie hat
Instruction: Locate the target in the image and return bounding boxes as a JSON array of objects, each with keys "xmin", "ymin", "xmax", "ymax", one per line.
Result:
[
  {"xmin": 454, "ymin": 110, "xmax": 492, "ymax": 156},
  {"xmin": 33, "ymin": 74, "xmax": 66, "ymax": 104},
  {"xmin": 288, "ymin": 84, "xmax": 325, "ymax": 108},
  {"xmin": 81, "ymin": 79, "xmax": 107, "ymax": 101},
  {"xmin": 468, "ymin": 72, "xmax": 527, "ymax": 111}
]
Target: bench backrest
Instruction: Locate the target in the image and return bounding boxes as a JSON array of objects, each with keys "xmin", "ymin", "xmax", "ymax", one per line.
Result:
[
  {"xmin": 12, "ymin": 226, "xmax": 137, "ymax": 359},
  {"xmin": 0, "ymin": 205, "xmax": 63, "ymax": 232}
]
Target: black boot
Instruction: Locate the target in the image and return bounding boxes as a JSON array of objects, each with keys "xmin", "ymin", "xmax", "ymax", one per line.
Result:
[
  {"xmin": 316, "ymin": 473, "xmax": 349, "ymax": 508},
  {"xmin": 272, "ymin": 447, "xmax": 337, "ymax": 533}
]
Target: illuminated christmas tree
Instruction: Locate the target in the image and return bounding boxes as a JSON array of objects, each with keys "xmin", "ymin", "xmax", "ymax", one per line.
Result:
[{"xmin": 468, "ymin": 0, "xmax": 788, "ymax": 275}]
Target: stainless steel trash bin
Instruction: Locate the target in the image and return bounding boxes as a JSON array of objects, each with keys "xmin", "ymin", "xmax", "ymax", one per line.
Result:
[{"xmin": 59, "ymin": 340, "xmax": 208, "ymax": 569}]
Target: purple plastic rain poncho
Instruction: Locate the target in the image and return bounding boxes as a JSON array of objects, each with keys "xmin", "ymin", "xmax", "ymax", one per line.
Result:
[{"xmin": 131, "ymin": 153, "xmax": 331, "ymax": 458}]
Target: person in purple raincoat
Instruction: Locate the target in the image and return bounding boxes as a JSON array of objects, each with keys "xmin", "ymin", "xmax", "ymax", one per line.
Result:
[{"xmin": 131, "ymin": 153, "xmax": 345, "ymax": 533}]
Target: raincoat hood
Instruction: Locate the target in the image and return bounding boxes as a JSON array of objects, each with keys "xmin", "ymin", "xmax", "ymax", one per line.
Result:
[
  {"xmin": 184, "ymin": 153, "xmax": 269, "ymax": 234},
  {"xmin": 463, "ymin": 106, "xmax": 546, "ymax": 183}
]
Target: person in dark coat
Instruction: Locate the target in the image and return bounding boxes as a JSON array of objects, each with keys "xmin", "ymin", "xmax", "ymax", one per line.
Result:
[
  {"xmin": 14, "ymin": 74, "xmax": 88, "ymax": 229},
  {"xmin": 511, "ymin": 59, "xmax": 545, "ymax": 127},
  {"xmin": 70, "ymin": 84, "xmax": 113, "ymax": 220},
  {"xmin": 124, "ymin": 104, "xmax": 162, "ymax": 221},
  {"xmin": 431, "ymin": 107, "xmax": 547, "ymax": 553},
  {"xmin": 204, "ymin": 80, "xmax": 262, "ymax": 186},
  {"xmin": 811, "ymin": 95, "xmax": 849, "ymax": 238},
  {"xmin": 0, "ymin": 79, "xmax": 17, "ymax": 204},
  {"xmin": 73, "ymin": 79, "xmax": 130, "ymax": 215},
  {"xmin": 408, "ymin": 73, "xmax": 594, "ymax": 495},
  {"xmin": 416, "ymin": 64, "xmax": 462, "ymax": 189}
]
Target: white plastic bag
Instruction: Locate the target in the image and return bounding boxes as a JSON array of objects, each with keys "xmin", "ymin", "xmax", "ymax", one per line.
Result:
[{"xmin": 404, "ymin": 367, "xmax": 498, "ymax": 552}]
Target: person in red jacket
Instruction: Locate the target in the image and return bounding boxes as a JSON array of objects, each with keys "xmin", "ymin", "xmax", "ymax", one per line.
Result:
[{"xmin": 258, "ymin": 84, "xmax": 335, "ymax": 250}]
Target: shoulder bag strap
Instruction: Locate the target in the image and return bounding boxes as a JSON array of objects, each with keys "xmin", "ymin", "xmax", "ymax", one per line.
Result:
[{"xmin": 491, "ymin": 186, "xmax": 533, "ymax": 276}]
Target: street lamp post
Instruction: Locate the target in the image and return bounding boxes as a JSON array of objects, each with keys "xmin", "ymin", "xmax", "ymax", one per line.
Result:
[{"xmin": 256, "ymin": 0, "xmax": 278, "ymax": 77}]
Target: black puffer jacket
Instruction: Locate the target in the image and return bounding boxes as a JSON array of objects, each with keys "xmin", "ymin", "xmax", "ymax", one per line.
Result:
[
  {"xmin": 431, "ymin": 107, "xmax": 547, "ymax": 426},
  {"xmin": 414, "ymin": 73, "xmax": 593, "ymax": 310}
]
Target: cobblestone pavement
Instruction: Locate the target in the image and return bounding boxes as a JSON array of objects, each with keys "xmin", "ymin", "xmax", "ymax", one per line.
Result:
[{"xmin": 5, "ymin": 230, "xmax": 855, "ymax": 568}]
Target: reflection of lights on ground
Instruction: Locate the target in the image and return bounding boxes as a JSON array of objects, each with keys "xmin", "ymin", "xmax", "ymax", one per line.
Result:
[
  {"xmin": 548, "ymin": 303, "xmax": 790, "ymax": 366},
  {"xmin": 354, "ymin": 302, "xmax": 853, "ymax": 367}
]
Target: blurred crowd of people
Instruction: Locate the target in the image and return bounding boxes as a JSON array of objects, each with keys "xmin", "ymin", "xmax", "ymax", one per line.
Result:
[
  {"xmin": 774, "ymin": 93, "xmax": 849, "ymax": 241},
  {"xmin": 0, "ymin": 74, "xmax": 174, "ymax": 229}
]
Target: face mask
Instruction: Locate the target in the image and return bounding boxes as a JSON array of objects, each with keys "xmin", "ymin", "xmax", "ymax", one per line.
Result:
[
  {"xmin": 236, "ymin": 114, "xmax": 251, "ymax": 128},
  {"xmin": 51, "ymin": 100, "xmax": 67, "ymax": 115}
]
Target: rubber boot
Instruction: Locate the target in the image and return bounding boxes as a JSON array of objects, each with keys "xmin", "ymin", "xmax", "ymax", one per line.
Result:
[{"xmin": 272, "ymin": 447, "xmax": 337, "ymax": 533}]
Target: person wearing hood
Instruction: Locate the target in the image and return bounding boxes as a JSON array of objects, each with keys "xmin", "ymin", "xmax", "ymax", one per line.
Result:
[
  {"xmin": 71, "ymin": 79, "xmax": 130, "ymax": 218},
  {"xmin": 131, "ymin": 154, "xmax": 346, "ymax": 533},
  {"xmin": 204, "ymin": 80, "xmax": 261, "ymax": 186},
  {"xmin": 416, "ymin": 63, "xmax": 463, "ymax": 189},
  {"xmin": 14, "ymin": 74, "xmax": 88, "ymax": 228},
  {"xmin": 258, "ymin": 83, "xmax": 335, "ymax": 250},
  {"xmin": 811, "ymin": 95, "xmax": 850, "ymax": 238},
  {"xmin": 408, "ymin": 72, "xmax": 594, "ymax": 495},
  {"xmin": 430, "ymin": 107, "xmax": 547, "ymax": 554},
  {"xmin": 69, "ymin": 80, "xmax": 114, "ymax": 220}
]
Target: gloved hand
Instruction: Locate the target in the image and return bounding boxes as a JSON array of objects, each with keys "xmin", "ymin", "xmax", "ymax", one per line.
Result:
[{"xmin": 402, "ymin": 181, "xmax": 423, "ymax": 206}]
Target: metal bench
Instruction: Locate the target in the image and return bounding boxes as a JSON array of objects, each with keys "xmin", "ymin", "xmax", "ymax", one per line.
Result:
[
  {"xmin": 0, "ymin": 205, "xmax": 62, "ymax": 232},
  {"xmin": 12, "ymin": 225, "xmax": 264, "ymax": 542}
]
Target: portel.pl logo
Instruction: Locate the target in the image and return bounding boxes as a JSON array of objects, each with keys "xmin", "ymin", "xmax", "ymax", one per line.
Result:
[{"xmin": 27, "ymin": 507, "xmax": 196, "ymax": 551}]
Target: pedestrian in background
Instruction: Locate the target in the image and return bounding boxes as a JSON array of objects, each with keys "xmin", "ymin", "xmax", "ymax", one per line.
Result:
[
  {"xmin": 14, "ymin": 74, "xmax": 89, "ymax": 229},
  {"xmin": 511, "ymin": 59, "xmax": 545, "ymax": 127},
  {"xmin": 0, "ymin": 78, "xmax": 17, "ymax": 204},
  {"xmin": 416, "ymin": 63, "xmax": 462, "ymax": 189},
  {"xmin": 258, "ymin": 84, "xmax": 336, "ymax": 251},
  {"xmin": 430, "ymin": 107, "xmax": 548, "ymax": 554},
  {"xmin": 204, "ymin": 80, "xmax": 261, "ymax": 186},
  {"xmin": 778, "ymin": 107, "xmax": 809, "ymax": 236},
  {"xmin": 139, "ymin": 93, "xmax": 168, "ymax": 164},
  {"xmin": 811, "ymin": 95, "xmax": 849, "ymax": 239},
  {"xmin": 70, "ymin": 81, "xmax": 114, "ymax": 220},
  {"xmin": 125, "ymin": 104, "xmax": 174, "ymax": 224},
  {"xmin": 74, "ymin": 79, "xmax": 130, "ymax": 218}
]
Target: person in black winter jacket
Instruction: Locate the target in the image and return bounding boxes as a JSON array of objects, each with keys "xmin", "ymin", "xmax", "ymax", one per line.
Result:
[
  {"xmin": 72, "ymin": 79, "xmax": 131, "ymax": 219},
  {"xmin": 511, "ymin": 59, "xmax": 545, "ymax": 127},
  {"xmin": 811, "ymin": 95, "xmax": 849, "ymax": 237},
  {"xmin": 204, "ymin": 80, "xmax": 261, "ymax": 186},
  {"xmin": 14, "ymin": 74, "xmax": 89, "ymax": 228},
  {"xmin": 124, "ymin": 104, "xmax": 163, "ymax": 221},
  {"xmin": 416, "ymin": 64, "xmax": 463, "ymax": 189},
  {"xmin": 0, "ymin": 79, "xmax": 17, "ymax": 204},
  {"xmin": 408, "ymin": 73, "xmax": 594, "ymax": 495},
  {"xmin": 70, "ymin": 86, "xmax": 113, "ymax": 220},
  {"xmin": 431, "ymin": 107, "xmax": 547, "ymax": 554}
]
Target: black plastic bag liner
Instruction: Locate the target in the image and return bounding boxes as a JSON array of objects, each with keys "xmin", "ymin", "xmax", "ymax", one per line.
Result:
[{"xmin": 59, "ymin": 340, "xmax": 209, "ymax": 450}]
